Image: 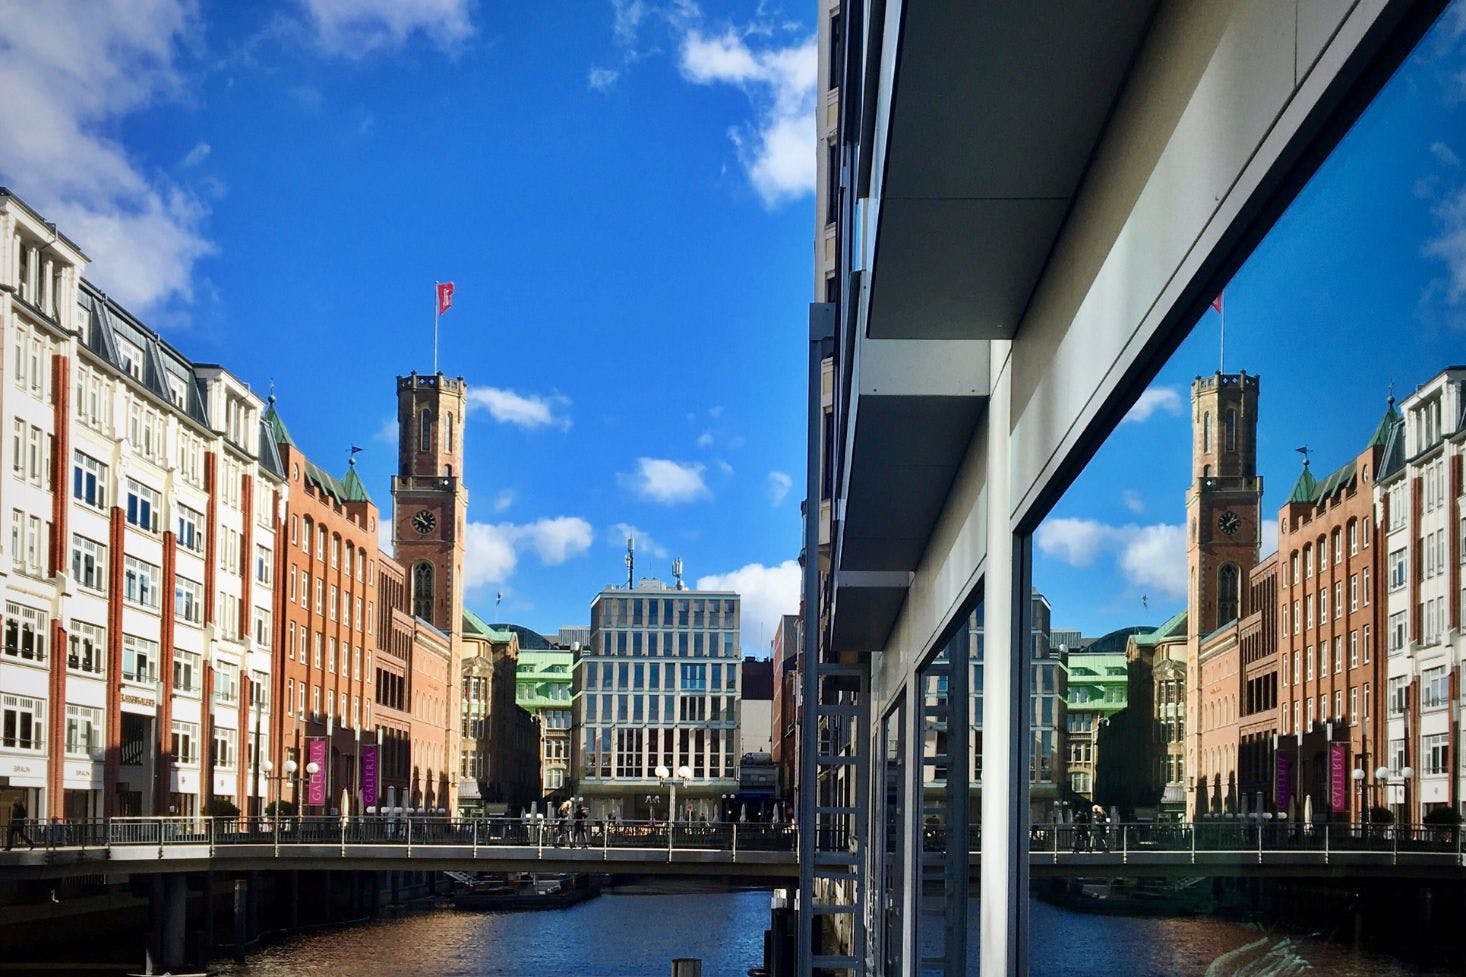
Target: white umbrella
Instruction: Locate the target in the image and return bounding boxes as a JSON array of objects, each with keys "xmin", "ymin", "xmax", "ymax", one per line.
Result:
[
  {"xmin": 740, "ymin": 803, "xmax": 748, "ymax": 823},
  {"xmin": 1303, "ymin": 794, "xmax": 1313, "ymax": 827}
]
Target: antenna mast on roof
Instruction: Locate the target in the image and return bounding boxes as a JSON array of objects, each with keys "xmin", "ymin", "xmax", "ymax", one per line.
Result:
[
  {"xmin": 625, "ymin": 536, "xmax": 635, "ymax": 589},
  {"xmin": 673, "ymin": 557, "xmax": 685, "ymax": 591}
]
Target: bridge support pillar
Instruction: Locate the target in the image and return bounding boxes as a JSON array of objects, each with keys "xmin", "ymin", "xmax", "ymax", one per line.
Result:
[
  {"xmin": 247, "ymin": 872, "xmax": 260, "ymax": 943},
  {"xmin": 201, "ymin": 873, "xmax": 216, "ymax": 960},
  {"xmin": 144, "ymin": 876, "xmax": 165, "ymax": 976},
  {"xmin": 232, "ymin": 879, "xmax": 248, "ymax": 961},
  {"xmin": 288, "ymin": 870, "xmax": 300, "ymax": 930},
  {"xmin": 161, "ymin": 874, "xmax": 187, "ymax": 972},
  {"xmin": 390, "ymin": 870, "xmax": 401, "ymax": 909}
]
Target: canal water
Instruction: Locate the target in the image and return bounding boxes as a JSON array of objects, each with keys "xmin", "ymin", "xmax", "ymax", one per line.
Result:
[{"xmin": 209, "ymin": 888, "xmax": 1460, "ymax": 977}]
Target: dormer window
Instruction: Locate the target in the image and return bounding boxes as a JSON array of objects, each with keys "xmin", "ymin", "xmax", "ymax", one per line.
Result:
[{"xmin": 116, "ymin": 337, "xmax": 143, "ymax": 381}]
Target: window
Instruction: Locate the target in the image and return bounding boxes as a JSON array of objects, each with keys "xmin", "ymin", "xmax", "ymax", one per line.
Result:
[
  {"xmin": 253, "ymin": 608, "xmax": 272, "ymax": 650},
  {"xmin": 9, "ymin": 510, "xmax": 45, "ymax": 575},
  {"xmin": 65, "ymin": 703, "xmax": 102, "ymax": 757},
  {"xmin": 1203, "ymin": 412, "xmax": 1211, "ymax": 451},
  {"xmin": 1348, "ymin": 519, "xmax": 1358, "ymax": 555},
  {"xmin": 72, "ymin": 451, "xmax": 108, "ymax": 509},
  {"xmin": 3, "ymin": 602, "xmax": 48, "ymax": 663},
  {"xmin": 73, "ymin": 365, "xmax": 112, "ymax": 432},
  {"xmin": 11, "ymin": 419, "xmax": 49, "ymax": 489},
  {"xmin": 255, "ymin": 544, "xmax": 272, "ymax": 585},
  {"xmin": 1349, "ymin": 631, "xmax": 1359, "ymax": 668},
  {"xmin": 217, "ymin": 592, "xmax": 239, "ymax": 637},
  {"xmin": 175, "ymin": 577, "xmax": 204, "ymax": 625},
  {"xmin": 213, "ymin": 728, "xmax": 237, "ymax": 769},
  {"xmin": 1387, "ymin": 676, "xmax": 1408, "ymax": 716},
  {"xmin": 1388, "ymin": 548, "xmax": 1406, "ymax": 590},
  {"xmin": 1, "ymin": 695, "xmax": 44, "ymax": 750},
  {"xmin": 173, "ymin": 649, "xmax": 201, "ymax": 695},
  {"xmin": 123, "ymin": 556, "xmax": 161, "ymax": 609},
  {"xmin": 1333, "ymin": 637, "xmax": 1341, "ymax": 674},
  {"xmin": 68, "ymin": 621, "xmax": 105, "ymax": 675},
  {"xmin": 413, "ymin": 561, "xmax": 434, "ymax": 620},
  {"xmin": 178, "ymin": 431, "xmax": 204, "ymax": 488},
  {"xmin": 1387, "ymin": 612, "xmax": 1406, "ymax": 653},
  {"xmin": 126, "ymin": 399, "xmax": 165, "ymax": 464},
  {"xmin": 1424, "ymin": 733, "xmax": 1449, "ymax": 776},
  {"xmin": 176, "ymin": 505, "xmax": 205, "ymax": 553},
  {"xmin": 1350, "ymin": 687, "xmax": 1358, "ymax": 725},
  {"xmin": 419, "ymin": 410, "xmax": 432, "ymax": 451},
  {"xmin": 1224, "ymin": 409, "xmax": 1236, "ymax": 451},
  {"xmin": 1333, "ymin": 582, "xmax": 1341, "ymax": 618},
  {"xmin": 122, "ymin": 635, "xmax": 158, "ymax": 683},
  {"xmin": 170, "ymin": 720, "xmax": 199, "ymax": 765},
  {"xmin": 1332, "ymin": 529, "xmax": 1341, "ymax": 565},
  {"xmin": 1422, "ymin": 665, "xmax": 1448, "ymax": 709},
  {"xmin": 70, "ymin": 535, "xmax": 107, "ymax": 592},
  {"xmin": 1362, "ymin": 567, "xmax": 1370, "ymax": 604},
  {"xmin": 215, "ymin": 661, "xmax": 239, "ymax": 704},
  {"xmin": 1217, "ymin": 563, "xmax": 1239, "ymax": 624},
  {"xmin": 1350, "ymin": 574, "xmax": 1358, "ymax": 611},
  {"xmin": 125, "ymin": 479, "xmax": 160, "ymax": 532}
]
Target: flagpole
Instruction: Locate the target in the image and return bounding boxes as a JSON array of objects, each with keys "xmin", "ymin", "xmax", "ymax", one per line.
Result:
[{"xmin": 433, "ymin": 281, "xmax": 440, "ymax": 375}]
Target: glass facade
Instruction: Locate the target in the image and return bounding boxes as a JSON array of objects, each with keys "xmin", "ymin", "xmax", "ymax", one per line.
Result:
[{"xmin": 574, "ymin": 582, "xmax": 741, "ymax": 818}]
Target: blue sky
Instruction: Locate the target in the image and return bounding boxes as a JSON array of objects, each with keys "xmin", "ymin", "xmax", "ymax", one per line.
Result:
[
  {"xmin": 0, "ymin": 0, "xmax": 815, "ymax": 650},
  {"xmin": 1034, "ymin": 4, "xmax": 1466, "ymax": 638},
  {"xmin": 5, "ymin": 2, "xmax": 1465, "ymax": 651}
]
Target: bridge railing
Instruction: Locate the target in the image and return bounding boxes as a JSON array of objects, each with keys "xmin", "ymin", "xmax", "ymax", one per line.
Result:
[{"xmin": 5, "ymin": 817, "xmax": 1463, "ymax": 862}]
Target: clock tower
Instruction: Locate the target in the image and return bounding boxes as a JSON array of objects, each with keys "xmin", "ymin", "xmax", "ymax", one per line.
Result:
[
  {"xmin": 1185, "ymin": 371, "xmax": 1263, "ymax": 635},
  {"xmin": 392, "ymin": 372, "xmax": 469, "ymax": 636}
]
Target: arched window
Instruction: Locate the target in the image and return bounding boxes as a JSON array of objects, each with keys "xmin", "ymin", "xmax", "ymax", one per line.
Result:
[
  {"xmin": 446, "ymin": 413, "xmax": 454, "ymax": 452},
  {"xmin": 1218, "ymin": 563, "xmax": 1240, "ymax": 625},
  {"xmin": 302, "ymin": 516, "xmax": 313, "ymax": 555},
  {"xmin": 1203, "ymin": 464, "xmax": 1211, "ymax": 478},
  {"xmin": 413, "ymin": 561, "xmax": 434, "ymax": 621},
  {"xmin": 419, "ymin": 410, "xmax": 432, "ymax": 452},
  {"xmin": 1203, "ymin": 412, "xmax": 1212, "ymax": 452},
  {"xmin": 1224, "ymin": 409, "xmax": 1237, "ymax": 452}
]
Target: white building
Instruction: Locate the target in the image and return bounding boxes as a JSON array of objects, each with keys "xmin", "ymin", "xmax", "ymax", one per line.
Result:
[
  {"xmin": 0, "ymin": 189, "xmax": 284, "ymax": 820},
  {"xmin": 1376, "ymin": 368, "xmax": 1466, "ymax": 821}
]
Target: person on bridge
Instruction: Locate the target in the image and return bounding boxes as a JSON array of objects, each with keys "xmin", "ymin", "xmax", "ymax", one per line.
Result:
[
  {"xmin": 1089, "ymin": 805, "xmax": 1110, "ymax": 854},
  {"xmin": 5, "ymin": 798, "xmax": 35, "ymax": 851},
  {"xmin": 573, "ymin": 804, "xmax": 589, "ymax": 848},
  {"xmin": 1071, "ymin": 807, "xmax": 1089, "ymax": 853}
]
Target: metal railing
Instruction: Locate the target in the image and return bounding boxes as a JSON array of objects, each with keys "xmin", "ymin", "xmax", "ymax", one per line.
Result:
[{"xmin": 5, "ymin": 817, "xmax": 1465, "ymax": 866}]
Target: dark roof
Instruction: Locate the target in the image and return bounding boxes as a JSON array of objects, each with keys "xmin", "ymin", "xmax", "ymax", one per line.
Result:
[
  {"xmin": 1084, "ymin": 626, "xmax": 1154, "ymax": 655},
  {"xmin": 741, "ymin": 658, "xmax": 774, "ymax": 699},
  {"xmin": 263, "ymin": 401, "xmax": 295, "ymax": 447},
  {"xmin": 489, "ymin": 623, "xmax": 554, "ymax": 650},
  {"xmin": 1369, "ymin": 401, "xmax": 1401, "ymax": 448}
]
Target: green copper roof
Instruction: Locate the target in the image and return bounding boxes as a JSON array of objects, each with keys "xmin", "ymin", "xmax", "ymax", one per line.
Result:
[
  {"xmin": 462, "ymin": 608, "xmax": 495, "ymax": 636},
  {"xmin": 1369, "ymin": 402, "xmax": 1401, "ymax": 448},
  {"xmin": 263, "ymin": 402, "xmax": 295, "ymax": 447},
  {"xmin": 1287, "ymin": 465, "xmax": 1318, "ymax": 504},
  {"xmin": 340, "ymin": 463, "xmax": 371, "ymax": 503},
  {"xmin": 1313, "ymin": 460, "xmax": 1356, "ymax": 503},
  {"xmin": 303, "ymin": 459, "xmax": 349, "ymax": 503}
]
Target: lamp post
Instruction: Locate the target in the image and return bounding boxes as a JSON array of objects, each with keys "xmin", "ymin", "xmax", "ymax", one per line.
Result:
[
  {"xmin": 1351, "ymin": 766, "xmax": 1367, "ymax": 832},
  {"xmin": 656, "ymin": 764, "xmax": 694, "ymax": 826},
  {"xmin": 1399, "ymin": 766, "xmax": 1414, "ymax": 828},
  {"xmin": 306, "ymin": 761, "xmax": 321, "ymax": 815}
]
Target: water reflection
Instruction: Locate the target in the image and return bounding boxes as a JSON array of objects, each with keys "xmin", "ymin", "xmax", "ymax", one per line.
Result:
[{"xmin": 212, "ymin": 889, "xmax": 1456, "ymax": 977}]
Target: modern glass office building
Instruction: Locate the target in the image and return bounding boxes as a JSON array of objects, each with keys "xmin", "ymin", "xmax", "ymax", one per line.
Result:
[{"xmin": 572, "ymin": 578, "xmax": 741, "ymax": 818}]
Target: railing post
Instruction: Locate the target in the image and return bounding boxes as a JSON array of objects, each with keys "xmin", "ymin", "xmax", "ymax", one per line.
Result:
[
  {"xmin": 537, "ymin": 818, "xmax": 543, "ymax": 859},
  {"xmin": 732, "ymin": 822, "xmax": 738, "ymax": 862},
  {"xmin": 157, "ymin": 817, "xmax": 165, "ymax": 861},
  {"xmin": 1190, "ymin": 821, "xmax": 1196, "ymax": 865},
  {"xmin": 1393, "ymin": 823, "xmax": 1399, "ymax": 867},
  {"xmin": 341, "ymin": 817, "xmax": 347, "ymax": 858},
  {"xmin": 273, "ymin": 812, "xmax": 280, "ymax": 859},
  {"xmin": 1257, "ymin": 821, "xmax": 1263, "ymax": 864},
  {"xmin": 472, "ymin": 818, "xmax": 479, "ymax": 859},
  {"xmin": 1324, "ymin": 823, "xmax": 1330, "ymax": 865},
  {"xmin": 1122, "ymin": 824, "xmax": 1128, "ymax": 865},
  {"xmin": 668, "ymin": 818, "xmax": 675, "ymax": 862},
  {"xmin": 406, "ymin": 816, "xmax": 413, "ymax": 859},
  {"xmin": 602, "ymin": 819, "xmax": 609, "ymax": 860}
]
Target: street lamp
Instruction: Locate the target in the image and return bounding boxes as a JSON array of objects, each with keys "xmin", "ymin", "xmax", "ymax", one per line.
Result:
[
  {"xmin": 1400, "ymin": 766, "xmax": 1414, "ymax": 827},
  {"xmin": 655, "ymin": 764, "xmax": 694, "ymax": 826},
  {"xmin": 306, "ymin": 761, "xmax": 321, "ymax": 814}
]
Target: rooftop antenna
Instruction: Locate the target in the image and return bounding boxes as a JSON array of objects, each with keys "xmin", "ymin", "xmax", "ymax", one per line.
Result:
[
  {"xmin": 625, "ymin": 536, "xmax": 635, "ymax": 589},
  {"xmin": 673, "ymin": 557, "xmax": 685, "ymax": 591}
]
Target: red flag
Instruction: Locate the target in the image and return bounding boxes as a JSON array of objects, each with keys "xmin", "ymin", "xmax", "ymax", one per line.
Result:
[
  {"xmin": 1210, "ymin": 292, "xmax": 1224, "ymax": 314},
  {"xmin": 436, "ymin": 281, "xmax": 455, "ymax": 316}
]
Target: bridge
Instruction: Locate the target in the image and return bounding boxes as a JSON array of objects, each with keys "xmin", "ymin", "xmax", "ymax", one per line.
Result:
[{"xmin": 3, "ymin": 817, "xmax": 1463, "ymax": 882}]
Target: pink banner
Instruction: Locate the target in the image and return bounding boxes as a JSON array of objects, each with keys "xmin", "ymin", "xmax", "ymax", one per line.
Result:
[
  {"xmin": 1275, "ymin": 750, "xmax": 1292, "ymax": 813},
  {"xmin": 308, "ymin": 738, "xmax": 327, "ymax": 807},
  {"xmin": 1329, "ymin": 743, "xmax": 1348, "ymax": 814},
  {"xmin": 361, "ymin": 745, "xmax": 379, "ymax": 806}
]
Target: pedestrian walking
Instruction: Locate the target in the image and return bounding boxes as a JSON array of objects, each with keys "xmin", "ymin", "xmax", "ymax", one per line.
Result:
[
  {"xmin": 573, "ymin": 804, "xmax": 589, "ymax": 848},
  {"xmin": 1071, "ymin": 807, "xmax": 1089, "ymax": 854},
  {"xmin": 1089, "ymin": 804, "xmax": 1109, "ymax": 853},
  {"xmin": 5, "ymin": 799, "xmax": 35, "ymax": 851}
]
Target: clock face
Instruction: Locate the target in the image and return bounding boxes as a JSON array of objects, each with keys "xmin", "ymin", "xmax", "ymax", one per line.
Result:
[
  {"xmin": 412, "ymin": 509, "xmax": 436, "ymax": 535},
  {"xmin": 1218, "ymin": 510, "xmax": 1241, "ymax": 536}
]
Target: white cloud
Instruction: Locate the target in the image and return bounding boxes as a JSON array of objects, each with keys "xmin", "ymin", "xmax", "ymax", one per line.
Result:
[
  {"xmin": 0, "ymin": 0, "xmax": 216, "ymax": 316},
  {"xmin": 180, "ymin": 141, "xmax": 211, "ymax": 168},
  {"xmin": 463, "ymin": 515, "xmax": 594, "ymax": 591},
  {"xmin": 467, "ymin": 387, "xmax": 572, "ymax": 430},
  {"xmin": 1121, "ymin": 386, "xmax": 1184, "ymax": 424},
  {"xmin": 1120, "ymin": 489, "xmax": 1145, "ymax": 514},
  {"xmin": 492, "ymin": 489, "xmax": 515, "ymax": 512},
  {"xmin": 1425, "ymin": 183, "xmax": 1466, "ymax": 311},
  {"xmin": 679, "ymin": 29, "xmax": 816, "ymax": 206},
  {"xmin": 1037, "ymin": 518, "xmax": 1188, "ymax": 599},
  {"xmin": 610, "ymin": 522, "xmax": 669, "ymax": 560},
  {"xmin": 588, "ymin": 66, "xmax": 620, "ymax": 90},
  {"xmin": 766, "ymin": 470, "xmax": 793, "ymax": 506},
  {"xmin": 695, "ymin": 430, "xmax": 715, "ymax": 448},
  {"xmin": 377, "ymin": 514, "xmax": 394, "ymax": 558},
  {"xmin": 618, "ymin": 458, "xmax": 710, "ymax": 504},
  {"xmin": 301, "ymin": 0, "xmax": 474, "ymax": 55},
  {"xmin": 696, "ymin": 559, "xmax": 800, "ymax": 651},
  {"xmin": 1260, "ymin": 517, "xmax": 1280, "ymax": 558},
  {"xmin": 1430, "ymin": 141, "xmax": 1460, "ymax": 168},
  {"xmin": 374, "ymin": 417, "xmax": 399, "ymax": 444}
]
